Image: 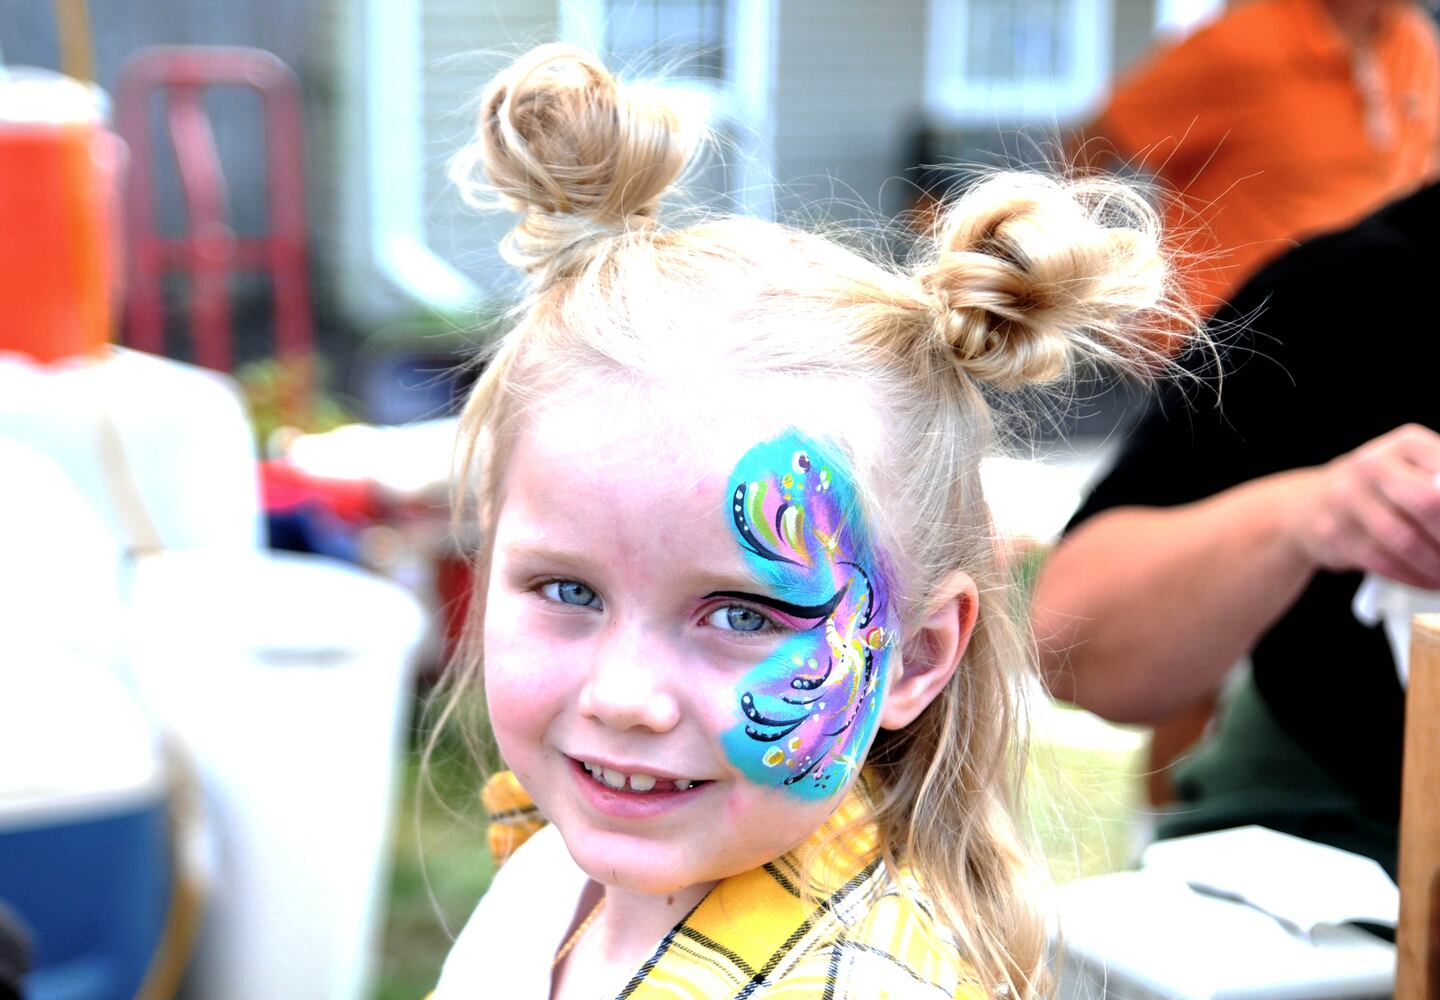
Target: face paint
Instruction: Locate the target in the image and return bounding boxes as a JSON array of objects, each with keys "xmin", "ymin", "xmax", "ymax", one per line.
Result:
[{"xmin": 721, "ymin": 431, "xmax": 896, "ymax": 800}]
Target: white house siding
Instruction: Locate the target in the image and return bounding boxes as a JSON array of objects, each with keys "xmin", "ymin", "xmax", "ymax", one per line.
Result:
[
  {"xmin": 391, "ymin": 0, "xmax": 1161, "ymax": 310},
  {"xmin": 769, "ymin": 1, "xmax": 929, "ymax": 221},
  {"xmin": 308, "ymin": 1, "xmax": 346, "ymax": 321},
  {"xmin": 1111, "ymin": 0, "xmax": 1159, "ymax": 81},
  {"xmin": 420, "ymin": 0, "xmax": 559, "ymax": 299}
]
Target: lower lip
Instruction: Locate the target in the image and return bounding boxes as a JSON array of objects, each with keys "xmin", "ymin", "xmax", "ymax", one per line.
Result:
[{"xmin": 568, "ymin": 758, "xmax": 710, "ymax": 820}]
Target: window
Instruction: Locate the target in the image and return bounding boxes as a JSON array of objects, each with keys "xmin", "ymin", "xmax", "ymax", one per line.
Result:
[
  {"xmin": 602, "ymin": 0, "xmax": 730, "ymax": 81},
  {"xmin": 561, "ymin": 0, "xmax": 775, "ymax": 219},
  {"xmin": 965, "ymin": 0, "xmax": 1075, "ymax": 84},
  {"xmin": 564, "ymin": 0, "xmax": 734, "ymax": 84},
  {"xmin": 926, "ymin": 0, "xmax": 1113, "ymax": 122}
]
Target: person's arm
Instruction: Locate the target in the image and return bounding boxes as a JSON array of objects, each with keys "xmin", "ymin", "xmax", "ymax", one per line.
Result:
[{"xmin": 1035, "ymin": 424, "xmax": 1440, "ymax": 724}]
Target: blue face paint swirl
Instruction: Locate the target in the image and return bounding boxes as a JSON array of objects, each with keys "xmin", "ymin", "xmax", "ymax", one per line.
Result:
[{"xmin": 721, "ymin": 431, "xmax": 896, "ymax": 800}]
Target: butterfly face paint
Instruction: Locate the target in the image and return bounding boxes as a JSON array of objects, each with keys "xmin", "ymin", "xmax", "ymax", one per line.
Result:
[{"xmin": 720, "ymin": 431, "xmax": 896, "ymax": 800}]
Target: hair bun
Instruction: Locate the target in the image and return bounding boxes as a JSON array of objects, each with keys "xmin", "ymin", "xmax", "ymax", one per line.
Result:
[
  {"xmin": 918, "ymin": 173, "xmax": 1169, "ymax": 390},
  {"xmin": 449, "ymin": 44, "xmax": 697, "ymax": 282}
]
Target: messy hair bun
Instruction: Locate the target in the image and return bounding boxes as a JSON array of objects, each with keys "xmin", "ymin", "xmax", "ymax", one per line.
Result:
[
  {"xmin": 916, "ymin": 172, "xmax": 1170, "ymax": 390},
  {"xmin": 448, "ymin": 44, "xmax": 698, "ymax": 287}
]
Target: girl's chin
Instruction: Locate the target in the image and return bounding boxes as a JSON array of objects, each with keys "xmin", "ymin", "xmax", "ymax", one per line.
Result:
[{"xmin": 564, "ymin": 841, "xmax": 716, "ymax": 896}]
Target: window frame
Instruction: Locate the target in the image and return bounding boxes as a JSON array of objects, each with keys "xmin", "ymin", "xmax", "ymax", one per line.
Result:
[
  {"xmin": 560, "ymin": 0, "xmax": 776, "ymax": 219},
  {"xmin": 924, "ymin": 0, "xmax": 1115, "ymax": 123}
]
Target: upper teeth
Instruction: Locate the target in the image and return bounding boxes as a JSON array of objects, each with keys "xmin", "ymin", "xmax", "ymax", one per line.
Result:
[{"xmin": 582, "ymin": 761, "xmax": 695, "ymax": 792}]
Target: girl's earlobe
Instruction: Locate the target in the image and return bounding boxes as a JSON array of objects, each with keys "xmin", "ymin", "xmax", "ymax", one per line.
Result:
[{"xmin": 878, "ymin": 571, "xmax": 979, "ymax": 730}]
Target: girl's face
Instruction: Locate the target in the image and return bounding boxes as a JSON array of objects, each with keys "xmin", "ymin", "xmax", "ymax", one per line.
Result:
[{"xmin": 482, "ymin": 386, "xmax": 898, "ymax": 896}]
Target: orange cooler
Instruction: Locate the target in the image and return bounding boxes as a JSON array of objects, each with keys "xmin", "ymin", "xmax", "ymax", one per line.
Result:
[{"xmin": 0, "ymin": 69, "xmax": 117, "ymax": 363}]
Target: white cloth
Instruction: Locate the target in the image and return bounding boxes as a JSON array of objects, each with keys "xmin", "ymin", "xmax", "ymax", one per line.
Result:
[
  {"xmin": 432, "ymin": 824, "xmax": 590, "ymax": 1000},
  {"xmin": 1351, "ymin": 572, "xmax": 1440, "ymax": 687}
]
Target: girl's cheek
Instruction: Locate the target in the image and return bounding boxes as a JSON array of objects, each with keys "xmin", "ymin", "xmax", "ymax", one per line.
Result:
[
  {"xmin": 483, "ymin": 627, "xmax": 548, "ymax": 725},
  {"xmin": 487, "ymin": 634, "xmax": 560, "ymax": 704}
]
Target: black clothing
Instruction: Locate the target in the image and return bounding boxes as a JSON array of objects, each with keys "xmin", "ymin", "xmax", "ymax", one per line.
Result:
[
  {"xmin": 1069, "ymin": 182, "xmax": 1440, "ymax": 877},
  {"xmin": 0, "ymin": 901, "xmax": 28, "ymax": 1000}
]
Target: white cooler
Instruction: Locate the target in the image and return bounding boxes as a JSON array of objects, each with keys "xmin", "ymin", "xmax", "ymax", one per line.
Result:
[
  {"xmin": 3, "ymin": 348, "xmax": 429, "ymax": 1000},
  {"xmin": 127, "ymin": 550, "xmax": 425, "ymax": 1000},
  {"xmin": 0, "ymin": 440, "xmax": 171, "ymax": 1000}
]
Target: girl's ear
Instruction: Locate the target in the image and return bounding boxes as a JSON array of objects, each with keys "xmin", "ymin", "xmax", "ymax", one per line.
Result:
[{"xmin": 879, "ymin": 570, "xmax": 978, "ymax": 730}]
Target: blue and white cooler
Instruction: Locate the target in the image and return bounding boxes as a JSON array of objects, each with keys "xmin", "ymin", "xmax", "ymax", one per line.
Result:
[{"xmin": 0, "ymin": 440, "xmax": 175, "ymax": 1000}]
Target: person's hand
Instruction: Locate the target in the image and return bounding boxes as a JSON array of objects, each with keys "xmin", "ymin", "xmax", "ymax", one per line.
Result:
[{"xmin": 1291, "ymin": 424, "xmax": 1440, "ymax": 588}]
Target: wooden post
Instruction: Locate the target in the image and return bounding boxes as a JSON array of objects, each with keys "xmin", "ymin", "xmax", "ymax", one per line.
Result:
[{"xmin": 1398, "ymin": 614, "xmax": 1440, "ymax": 1000}]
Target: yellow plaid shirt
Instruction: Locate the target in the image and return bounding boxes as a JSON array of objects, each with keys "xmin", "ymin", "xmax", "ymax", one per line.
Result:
[
  {"xmin": 460, "ymin": 774, "xmax": 987, "ymax": 999},
  {"xmin": 620, "ymin": 825, "xmax": 986, "ymax": 997}
]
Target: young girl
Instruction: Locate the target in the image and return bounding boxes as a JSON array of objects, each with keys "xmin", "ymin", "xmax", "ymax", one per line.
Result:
[{"xmin": 429, "ymin": 43, "xmax": 1176, "ymax": 1000}]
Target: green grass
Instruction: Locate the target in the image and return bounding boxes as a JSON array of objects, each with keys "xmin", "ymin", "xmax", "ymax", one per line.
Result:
[
  {"xmin": 368, "ymin": 701, "xmax": 1148, "ymax": 998},
  {"xmin": 371, "ymin": 729, "xmax": 495, "ymax": 1000},
  {"xmin": 1027, "ymin": 733, "xmax": 1149, "ymax": 884}
]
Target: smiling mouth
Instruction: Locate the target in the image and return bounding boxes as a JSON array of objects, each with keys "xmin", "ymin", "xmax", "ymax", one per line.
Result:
[{"xmin": 573, "ymin": 758, "xmax": 709, "ymax": 794}]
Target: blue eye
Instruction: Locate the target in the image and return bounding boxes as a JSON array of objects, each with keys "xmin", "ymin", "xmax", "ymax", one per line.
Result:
[
  {"xmin": 540, "ymin": 580, "xmax": 602, "ymax": 608},
  {"xmin": 708, "ymin": 605, "xmax": 773, "ymax": 633}
]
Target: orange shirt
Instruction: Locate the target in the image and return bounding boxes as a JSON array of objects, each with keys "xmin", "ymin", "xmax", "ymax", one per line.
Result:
[{"xmin": 1097, "ymin": 0, "xmax": 1439, "ymax": 316}]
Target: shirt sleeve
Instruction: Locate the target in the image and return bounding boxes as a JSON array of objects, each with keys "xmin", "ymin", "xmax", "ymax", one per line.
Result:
[
  {"xmin": 1070, "ymin": 206, "xmax": 1401, "ymax": 531},
  {"xmin": 1069, "ymin": 265, "xmax": 1312, "ymax": 528},
  {"xmin": 1069, "ymin": 344, "xmax": 1257, "ymax": 527},
  {"xmin": 1097, "ymin": 12, "xmax": 1256, "ymax": 183},
  {"xmin": 430, "ymin": 824, "xmax": 588, "ymax": 1000}
]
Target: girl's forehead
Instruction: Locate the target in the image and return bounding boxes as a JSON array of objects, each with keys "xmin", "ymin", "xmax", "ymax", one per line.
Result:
[
  {"xmin": 495, "ymin": 378, "xmax": 908, "ymax": 608},
  {"xmin": 520, "ymin": 375, "xmax": 885, "ymax": 475}
]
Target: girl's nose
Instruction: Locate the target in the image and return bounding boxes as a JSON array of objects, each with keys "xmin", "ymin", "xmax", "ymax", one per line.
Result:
[{"xmin": 577, "ymin": 621, "xmax": 682, "ymax": 733}]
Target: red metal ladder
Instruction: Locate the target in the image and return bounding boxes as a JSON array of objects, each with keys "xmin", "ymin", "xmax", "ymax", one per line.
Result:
[{"xmin": 116, "ymin": 46, "xmax": 312, "ymax": 401}]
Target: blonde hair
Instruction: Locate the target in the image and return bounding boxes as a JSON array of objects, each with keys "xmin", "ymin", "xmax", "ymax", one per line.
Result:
[{"xmin": 439, "ymin": 43, "xmax": 1185, "ymax": 1000}]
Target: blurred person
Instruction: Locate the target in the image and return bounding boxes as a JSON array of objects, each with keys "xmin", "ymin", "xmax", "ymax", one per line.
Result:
[
  {"xmin": 1075, "ymin": 0, "xmax": 1439, "ymax": 320},
  {"xmin": 1033, "ymin": 180, "xmax": 1440, "ymax": 878},
  {"xmin": 1067, "ymin": 0, "xmax": 1439, "ymax": 795}
]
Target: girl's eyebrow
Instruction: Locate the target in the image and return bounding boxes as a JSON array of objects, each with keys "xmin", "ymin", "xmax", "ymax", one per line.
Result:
[
  {"xmin": 704, "ymin": 586, "xmax": 847, "ymax": 622},
  {"xmin": 503, "ymin": 540, "xmax": 584, "ymax": 562},
  {"xmin": 499, "ymin": 540, "xmax": 601, "ymax": 572}
]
